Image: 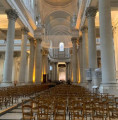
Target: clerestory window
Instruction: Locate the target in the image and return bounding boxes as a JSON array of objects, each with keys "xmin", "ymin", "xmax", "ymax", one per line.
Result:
[{"xmin": 59, "ymin": 42, "xmax": 64, "ymax": 51}]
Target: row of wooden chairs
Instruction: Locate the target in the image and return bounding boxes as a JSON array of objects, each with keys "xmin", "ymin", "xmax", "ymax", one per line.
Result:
[
  {"xmin": 22, "ymin": 97, "xmax": 67, "ymax": 120},
  {"xmin": 22, "ymin": 84, "xmax": 118, "ymax": 120},
  {"xmin": 0, "ymin": 84, "xmax": 49, "ymax": 109}
]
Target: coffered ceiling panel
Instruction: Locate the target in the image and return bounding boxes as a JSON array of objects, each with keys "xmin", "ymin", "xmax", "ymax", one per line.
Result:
[{"xmin": 44, "ymin": 0, "xmax": 72, "ymax": 6}]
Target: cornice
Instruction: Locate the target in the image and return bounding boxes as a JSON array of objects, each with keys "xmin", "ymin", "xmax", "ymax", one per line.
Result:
[
  {"xmin": 76, "ymin": 0, "xmax": 87, "ymax": 29},
  {"xmin": 48, "ymin": 54, "xmax": 70, "ymax": 62},
  {"xmin": 42, "ymin": 0, "xmax": 75, "ymax": 9},
  {"xmin": 80, "ymin": 0, "xmax": 91, "ymax": 30},
  {"xmin": 76, "ymin": 0, "xmax": 91, "ymax": 30},
  {"xmin": 6, "ymin": 0, "xmax": 35, "ymax": 36},
  {"xmin": 77, "ymin": 0, "xmax": 98, "ymax": 31},
  {"xmin": 19, "ymin": 1, "xmax": 37, "ymax": 29}
]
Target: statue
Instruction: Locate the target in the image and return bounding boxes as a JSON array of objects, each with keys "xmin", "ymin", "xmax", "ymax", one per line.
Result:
[{"xmin": 36, "ymin": 15, "xmax": 42, "ymax": 28}]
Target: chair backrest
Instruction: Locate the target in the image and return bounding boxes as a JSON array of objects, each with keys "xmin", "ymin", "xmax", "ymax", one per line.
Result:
[
  {"xmin": 22, "ymin": 104, "xmax": 33, "ymax": 119},
  {"xmin": 31, "ymin": 100, "xmax": 39, "ymax": 113},
  {"xmin": 38, "ymin": 104, "xmax": 49, "ymax": 119}
]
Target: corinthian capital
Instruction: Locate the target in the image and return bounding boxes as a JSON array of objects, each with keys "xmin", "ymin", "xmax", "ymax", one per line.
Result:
[
  {"xmin": 5, "ymin": 9, "xmax": 18, "ymax": 21},
  {"xmin": 81, "ymin": 26, "xmax": 88, "ymax": 33},
  {"xmin": 86, "ymin": 7, "xmax": 98, "ymax": 18},
  {"xmin": 71, "ymin": 37, "xmax": 78, "ymax": 44},
  {"xmin": 21, "ymin": 27, "xmax": 29, "ymax": 34}
]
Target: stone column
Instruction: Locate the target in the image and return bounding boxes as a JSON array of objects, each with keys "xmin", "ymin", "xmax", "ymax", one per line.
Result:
[
  {"xmin": 68, "ymin": 62, "xmax": 71, "ymax": 81},
  {"xmin": 47, "ymin": 59, "xmax": 50, "ymax": 81},
  {"xmin": 52, "ymin": 63, "xmax": 55, "ymax": 82},
  {"xmin": 79, "ymin": 37, "xmax": 83, "ymax": 83},
  {"xmin": 2, "ymin": 9, "xmax": 18, "ymax": 86},
  {"xmin": 99, "ymin": 0, "xmax": 117, "ymax": 94},
  {"xmin": 86, "ymin": 7, "xmax": 97, "ymax": 69},
  {"xmin": 55, "ymin": 62, "xmax": 57, "ymax": 81},
  {"xmin": 81, "ymin": 26, "xmax": 89, "ymax": 86},
  {"xmin": 66, "ymin": 62, "xmax": 69, "ymax": 81},
  {"xmin": 28, "ymin": 38, "xmax": 35, "ymax": 84},
  {"xmin": 71, "ymin": 37, "xmax": 77, "ymax": 83},
  {"xmin": 50, "ymin": 62, "xmax": 53, "ymax": 81},
  {"xmin": 19, "ymin": 28, "xmax": 29, "ymax": 84},
  {"xmin": 35, "ymin": 39, "xmax": 42, "ymax": 83},
  {"xmin": 86, "ymin": 7, "xmax": 98, "ymax": 86},
  {"xmin": 46, "ymin": 56, "xmax": 49, "ymax": 76},
  {"xmin": 48, "ymin": 60, "xmax": 51, "ymax": 80},
  {"xmin": 77, "ymin": 43, "xmax": 81, "ymax": 83},
  {"xmin": 42, "ymin": 49, "xmax": 49, "ymax": 82},
  {"xmin": 13, "ymin": 52, "xmax": 20, "ymax": 85},
  {"xmin": 25, "ymin": 53, "xmax": 30, "ymax": 83},
  {"xmin": 70, "ymin": 53, "xmax": 73, "ymax": 82},
  {"xmin": 43, "ymin": 50, "xmax": 49, "ymax": 75}
]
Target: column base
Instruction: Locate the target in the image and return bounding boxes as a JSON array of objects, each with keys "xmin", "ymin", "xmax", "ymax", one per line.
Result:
[
  {"xmin": 26, "ymin": 82, "xmax": 34, "ymax": 85},
  {"xmin": 72, "ymin": 82, "xmax": 78, "ymax": 85},
  {"xmin": 0, "ymin": 82, "xmax": 13, "ymax": 87},
  {"xmin": 34, "ymin": 82, "xmax": 41, "ymax": 85},
  {"xmin": 88, "ymin": 81, "xmax": 93, "ymax": 92},
  {"xmin": 79, "ymin": 81, "xmax": 88, "ymax": 88},
  {"xmin": 99, "ymin": 83, "xmax": 118, "ymax": 97},
  {"xmin": 92, "ymin": 68, "xmax": 102, "ymax": 87},
  {"xmin": 18, "ymin": 82, "xmax": 26, "ymax": 86}
]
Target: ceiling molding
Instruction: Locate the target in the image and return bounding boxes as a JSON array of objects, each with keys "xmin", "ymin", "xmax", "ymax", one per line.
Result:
[
  {"xmin": 6, "ymin": 0, "xmax": 35, "ymax": 36},
  {"xmin": 43, "ymin": 0, "xmax": 73, "ymax": 7}
]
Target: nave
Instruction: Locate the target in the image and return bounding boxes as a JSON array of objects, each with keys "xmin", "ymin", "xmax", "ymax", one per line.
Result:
[{"xmin": 0, "ymin": 84, "xmax": 118, "ymax": 120}]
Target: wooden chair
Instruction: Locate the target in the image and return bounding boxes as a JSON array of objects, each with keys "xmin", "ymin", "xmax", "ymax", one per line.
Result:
[
  {"xmin": 54, "ymin": 105, "xmax": 66, "ymax": 120},
  {"xmin": 0, "ymin": 96, "xmax": 3, "ymax": 109},
  {"xmin": 31, "ymin": 100, "xmax": 39, "ymax": 115},
  {"xmin": 22, "ymin": 103, "xmax": 35, "ymax": 120},
  {"xmin": 109, "ymin": 102, "xmax": 118, "ymax": 120},
  {"xmin": 37, "ymin": 104, "xmax": 50, "ymax": 120},
  {"xmin": 92, "ymin": 102, "xmax": 108, "ymax": 120},
  {"xmin": 71, "ymin": 102, "xmax": 84, "ymax": 120},
  {"xmin": 84, "ymin": 101, "xmax": 93, "ymax": 119}
]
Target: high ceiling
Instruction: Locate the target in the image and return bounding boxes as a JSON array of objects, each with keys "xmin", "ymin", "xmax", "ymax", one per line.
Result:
[
  {"xmin": 0, "ymin": 0, "xmax": 77, "ymax": 49},
  {"xmin": 45, "ymin": 11, "xmax": 71, "ymax": 35},
  {"xmin": 39, "ymin": 0, "xmax": 77, "ymax": 48},
  {"xmin": 44, "ymin": 0, "xmax": 72, "ymax": 6}
]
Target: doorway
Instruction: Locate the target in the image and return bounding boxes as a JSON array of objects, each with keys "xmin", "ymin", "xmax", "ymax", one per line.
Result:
[{"xmin": 58, "ymin": 63, "xmax": 66, "ymax": 81}]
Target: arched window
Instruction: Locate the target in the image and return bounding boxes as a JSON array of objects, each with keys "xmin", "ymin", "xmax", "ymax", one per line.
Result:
[
  {"xmin": 59, "ymin": 42, "xmax": 64, "ymax": 51},
  {"xmin": 50, "ymin": 66, "xmax": 52, "ymax": 71}
]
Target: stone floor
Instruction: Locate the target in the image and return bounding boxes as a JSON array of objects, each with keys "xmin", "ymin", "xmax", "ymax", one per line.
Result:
[
  {"xmin": 0, "ymin": 102, "xmax": 96, "ymax": 120},
  {"xmin": 0, "ymin": 91, "xmax": 46, "ymax": 120},
  {"xmin": 0, "ymin": 94, "xmax": 36, "ymax": 120},
  {"xmin": 0, "ymin": 102, "xmax": 22, "ymax": 120},
  {"xmin": 0, "ymin": 97, "xmax": 111, "ymax": 120},
  {"xmin": 0, "ymin": 92, "xmax": 111, "ymax": 120},
  {"xmin": 0, "ymin": 105, "xmax": 70, "ymax": 120}
]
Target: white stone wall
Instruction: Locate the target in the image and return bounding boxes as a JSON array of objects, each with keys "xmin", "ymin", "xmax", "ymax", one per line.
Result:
[
  {"xmin": 25, "ymin": 54, "xmax": 30, "ymax": 83},
  {"xmin": 0, "ymin": 54, "xmax": 4, "ymax": 83},
  {"xmin": 13, "ymin": 56, "xmax": 20, "ymax": 83},
  {"xmin": 113, "ymin": 25, "xmax": 118, "ymax": 70},
  {"xmin": 113, "ymin": 22, "xmax": 118, "ymax": 79},
  {"xmin": 0, "ymin": 52, "xmax": 30, "ymax": 85},
  {"xmin": 49, "ymin": 48, "xmax": 70, "ymax": 59}
]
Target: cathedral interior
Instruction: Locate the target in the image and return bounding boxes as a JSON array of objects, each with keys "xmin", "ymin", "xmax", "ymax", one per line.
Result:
[{"xmin": 0, "ymin": 0, "xmax": 118, "ymax": 119}]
